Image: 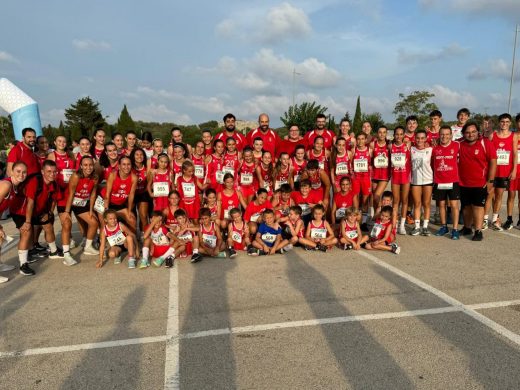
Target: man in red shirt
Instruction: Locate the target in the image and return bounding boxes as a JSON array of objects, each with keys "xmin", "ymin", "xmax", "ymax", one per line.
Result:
[
  {"xmin": 302, "ymin": 114, "xmax": 335, "ymax": 151},
  {"xmin": 214, "ymin": 113, "xmax": 247, "ymax": 152},
  {"xmin": 276, "ymin": 124, "xmax": 306, "ymax": 158},
  {"xmin": 7, "ymin": 127, "xmax": 40, "ymax": 178},
  {"xmin": 10, "ymin": 160, "xmax": 62, "ymax": 275},
  {"xmin": 246, "ymin": 113, "xmax": 281, "ymax": 157},
  {"xmin": 458, "ymin": 122, "xmax": 497, "ymax": 241}
]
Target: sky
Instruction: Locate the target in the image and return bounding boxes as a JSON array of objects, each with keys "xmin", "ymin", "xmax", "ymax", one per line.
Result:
[{"xmin": 0, "ymin": 0, "xmax": 519, "ymax": 128}]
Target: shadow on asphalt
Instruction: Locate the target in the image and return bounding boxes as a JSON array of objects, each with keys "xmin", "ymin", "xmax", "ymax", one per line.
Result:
[
  {"xmin": 372, "ymin": 263, "xmax": 520, "ymax": 388},
  {"xmin": 59, "ymin": 287, "xmax": 146, "ymax": 390},
  {"xmin": 180, "ymin": 258, "xmax": 237, "ymax": 389},
  {"xmin": 286, "ymin": 251, "xmax": 414, "ymax": 389}
]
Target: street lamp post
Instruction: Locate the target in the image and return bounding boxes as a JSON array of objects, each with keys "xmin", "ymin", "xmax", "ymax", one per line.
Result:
[{"xmin": 508, "ymin": 24, "xmax": 519, "ymax": 114}]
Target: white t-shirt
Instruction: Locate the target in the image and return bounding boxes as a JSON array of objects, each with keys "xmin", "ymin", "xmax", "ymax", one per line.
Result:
[{"xmin": 411, "ymin": 146, "xmax": 433, "ymax": 185}]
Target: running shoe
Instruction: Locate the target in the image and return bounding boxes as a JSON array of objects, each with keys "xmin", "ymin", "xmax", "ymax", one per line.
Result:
[
  {"xmin": 62, "ymin": 252, "xmax": 77, "ymax": 266},
  {"xmin": 69, "ymin": 239, "xmax": 76, "ymax": 249},
  {"xmin": 258, "ymin": 249, "xmax": 267, "ymax": 256},
  {"xmin": 344, "ymin": 244, "xmax": 353, "ymax": 250},
  {"xmin": 459, "ymin": 226, "xmax": 473, "ymax": 236},
  {"xmin": 410, "ymin": 227, "xmax": 421, "ymax": 236},
  {"xmin": 153, "ymin": 257, "xmax": 164, "ymax": 267},
  {"xmin": 190, "ymin": 253, "xmax": 203, "ymax": 263},
  {"xmin": 114, "ymin": 256, "xmax": 122, "ymax": 265},
  {"xmin": 28, "ymin": 248, "xmax": 47, "ymax": 259},
  {"xmin": 502, "ymin": 219, "xmax": 513, "ymax": 231},
  {"xmin": 228, "ymin": 248, "xmax": 237, "ymax": 258},
  {"xmin": 450, "ymin": 230, "xmax": 460, "ymax": 240},
  {"xmin": 316, "ymin": 243, "xmax": 327, "ymax": 252},
  {"xmin": 420, "ymin": 227, "xmax": 431, "ymax": 236},
  {"xmin": 281, "ymin": 244, "xmax": 293, "ymax": 253},
  {"xmin": 390, "ymin": 243, "xmax": 401, "ymax": 254},
  {"xmin": 0, "ymin": 275, "xmax": 8, "ymax": 283},
  {"xmin": 482, "ymin": 219, "xmax": 488, "ymax": 231},
  {"xmin": 472, "ymin": 230, "xmax": 483, "ymax": 241},
  {"xmin": 49, "ymin": 249, "xmax": 64, "ymax": 259},
  {"xmin": 19, "ymin": 263, "xmax": 35, "ymax": 276},
  {"xmin": 34, "ymin": 243, "xmax": 49, "ymax": 253},
  {"xmin": 248, "ymin": 246, "xmax": 259, "ymax": 256},
  {"xmin": 397, "ymin": 226, "xmax": 407, "ymax": 235},
  {"xmin": 491, "ymin": 221, "xmax": 503, "ymax": 231},
  {"xmin": 128, "ymin": 258, "xmax": 136, "ymax": 269},
  {"xmin": 217, "ymin": 251, "xmax": 227, "ymax": 258},
  {"xmin": 435, "ymin": 225, "xmax": 449, "ymax": 236},
  {"xmin": 138, "ymin": 259, "xmax": 149, "ymax": 269},
  {"xmin": 164, "ymin": 256, "xmax": 174, "ymax": 268},
  {"xmin": 83, "ymin": 246, "xmax": 99, "ymax": 256}
]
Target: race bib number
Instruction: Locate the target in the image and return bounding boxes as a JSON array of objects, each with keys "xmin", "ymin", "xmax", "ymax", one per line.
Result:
[
  {"xmin": 153, "ymin": 182, "xmax": 169, "ymax": 197},
  {"xmin": 311, "ymin": 228, "xmax": 327, "ymax": 239},
  {"xmin": 301, "ymin": 204, "xmax": 311, "ymax": 216},
  {"xmin": 250, "ymin": 213, "xmax": 261, "ymax": 222},
  {"xmin": 194, "ymin": 165, "xmax": 204, "ymax": 179},
  {"xmin": 353, "ymin": 159, "xmax": 368, "ymax": 173},
  {"xmin": 241, "ymin": 172, "xmax": 253, "ymax": 185},
  {"xmin": 497, "ymin": 150, "xmax": 510, "ymax": 166},
  {"xmin": 72, "ymin": 197, "xmax": 87, "ymax": 207},
  {"xmin": 335, "ymin": 208, "xmax": 346, "ymax": 219},
  {"xmin": 94, "ymin": 196, "xmax": 105, "ymax": 214},
  {"xmin": 335, "ymin": 162, "xmax": 348, "ymax": 175},
  {"xmin": 231, "ymin": 231, "xmax": 242, "ymax": 243},
  {"xmin": 182, "ymin": 182, "xmax": 196, "ymax": 198},
  {"xmin": 202, "ymin": 233, "xmax": 217, "ymax": 248},
  {"xmin": 374, "ymin": 155, "xmax": 388, "ymax": 168},
  {"xmin": 437, "ymin": 182, "xmax": 453, "ymax": 190},
  {"xmin": 178, "ymin": 232, "xmax": 193, "ymax": 242},
  {"xmin": 370, "ymin": 224, "xmax": 383, "ymax": 239},
  {"xmin": 261, "ymin": 233, "xmax": 276, "ymax": 244},
  {"xmin": 62, "ymin": 169, "xmax": 74, "ymax": 183},
  {"xmin": 152, "ymin": 233, "xmax": 169, "ymax": 246},
  {"xmin": 106, "ymin": 230, "xmax": 126, "ymax": 247},
  {"xmin": 346, "ymin": 230, "xmax": 358, "ymax": 239},
  {"xmin": 216, "ymin": 170, "xmax": 224, "ymax": 184},
  {"xmin": 391, "ymin": 153, "xmax": 406, "ymax": 168},
  {"xmin": 222, "ymin": 166, "xmax": 234, "ymax": 177}
]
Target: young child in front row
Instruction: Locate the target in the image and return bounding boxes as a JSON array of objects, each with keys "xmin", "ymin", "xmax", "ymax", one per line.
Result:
[
  {"xmin": 365, "ymin": 205, "xmax": 400, "ymax": 254},
  {"xmin": 284, "ymin": 205, "xmax": 305, "ymax": 247},
  {"xmin": 172, "ymin": 209, "xmax": 202, "ymax": 263},
  {"xmin": 227, "ymin": 208, "xmax": 252, "ymax": 258},
  {"xmin": 198, "ymin": 207, "xmax": 226, "ymax": 257},
  {"xmin": 340, "ymin": 207, "xmax": 369, "ymax": 250},
  {"xmin": 251, "ymin": 209, "xmax": 292, "ymax": 256},
  {"xmin": 141, "ymin": 211, "xmax": 176, "ymax": 268},
  {"xmin": 97, "ymin": 209, "xmax": 138, "ymax": 269},
  {"xmin": 300, "ymin": 204, "xmax": 338, "ymax": 252}
]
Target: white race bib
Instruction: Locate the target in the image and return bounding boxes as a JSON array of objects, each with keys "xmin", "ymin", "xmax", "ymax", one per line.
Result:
[
  {"xmin": 202, "ymin": 233, "xmax": 217, "ymax": 248},
  {"xmin": 335, "ymin": 208, "xmax": 346, "ymax": 219},
  {"xmin": 62, "ymin": 169, "xmax": 74, "ymax": 183},
  {"xmin": 318, "ymin": 161, "xmax": 325, "ymax": 170},
  {"xmin": 370, "ymin": 224, "xmax": 383, "ymax": 238},
  {"xmin": 216, "ymin": 170, "xmax": 224, "ymax": 184},
  {"xmin": 178, "ymin": 232, "xmax": 193, "ymax": 242},
  {"xmin": 274, "ymin": 180, "xmax": 287, "ymax": 191},
  {"xmin": 374, "ymin": 155, "xmax": 388, "ymax": 168},
  {"xmin": 311, "ymin": 228, "xmax": 327, "ymax": 239},
  {"xmin": 261, "ymin": 233, "xmax": 276, "ymax": 244},
  {"xmin": 335, "ymin": 162, "xmax": 348, "ymax": 175},
  {"xmin": 353, "ymin": 159, "xmax": 368, "ymax": 173},
  {"xmin": 222, "ymin": 166, "xmax": 234, "ymax": 177},
  {"xmin": 346, "ymin": 230, "xmax": 358, "ymax": 239},
  {"xmin": 107, "ymin": 229, "xmax": 126, "ymax": 247},
  {"xmin": 182, "ymin": 182, "xmax": 196, "ymax": 198},
  {"xmin": 94, "ymin": 195, "xmax": 105, "ymax": 214},
  {"xmin": 240, "ymin": 172, "xmax": 253, "ymax": 185},
  {"xmin": 391, "ymin": 153, "xmax": 406, "ymax": 168},
  {"xmin": 72, "ymin": 197, "xmax": 87, "ymax": 207},
  {"xmin": 231, "ymin": 231, "xmax": 242, "ymax": 243},
  {"xmin": 224, "ymin": 208, "xmax": 230, "ymax": 220},
  {"xmin": 194, "ymin": 165, "xmax": 204, "ymax": 179},
  {"xmin": 437, "ymin": 182, "xmax": 453, "ymax": 190},
  {"xmin": 153, "ymin": 182, "xmax": 169, "ymax": 197},
  {"xmin": 250, "ymin": 213, "xmax": 261, "ymax": 222},
  {"xmin": 497, "ymin": 150, "xmax": 510, "ymax": 166}
]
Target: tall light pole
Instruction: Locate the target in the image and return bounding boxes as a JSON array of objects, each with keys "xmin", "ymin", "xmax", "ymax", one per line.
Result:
[
  {"xmin": 292, "ymin": 68, "xmax": 302, "ymax": 107},
  {"xmin": 508, "ymin": 24, "xmax": 519, "ymax": 114}
]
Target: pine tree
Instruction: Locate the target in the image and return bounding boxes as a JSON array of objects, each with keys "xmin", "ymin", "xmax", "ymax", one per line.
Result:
[
  {"xmin": 64, "ymin": 97, "xmax": 105, "ymax": 138},
  {"xmin": 353, "ymin": 96, "xmax": 362, "ymax": 134},
  {"xmin": 116, "ymin": 105, "xmax": 136, "ymax": 135}
]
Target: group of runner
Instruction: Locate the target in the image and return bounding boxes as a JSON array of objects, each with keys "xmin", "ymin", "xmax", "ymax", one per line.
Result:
[{"xmin": 0, "ymin": 110, "xmax": 518, "ymax": 281}]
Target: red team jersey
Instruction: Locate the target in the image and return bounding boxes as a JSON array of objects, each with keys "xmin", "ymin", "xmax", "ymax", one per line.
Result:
[
  {"xmin": 432, "ymin": 142, "xmax": 460, "ymax": 184},
  {"xmin": 303, "ymin": 129, "xmax": 335, "ymax": 151},
  {"xmin": 458, "ymin": 138, "xmax": 496, "ymax": 187}
]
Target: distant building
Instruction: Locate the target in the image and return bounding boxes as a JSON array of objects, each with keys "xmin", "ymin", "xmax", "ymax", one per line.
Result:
[{"xmin": 217, "ymin": 119, "xmax": 257, "ymax": 134}]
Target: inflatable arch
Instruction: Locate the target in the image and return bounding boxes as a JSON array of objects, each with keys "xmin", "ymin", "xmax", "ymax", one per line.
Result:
[{"xmin": 0, "ymin": 78, "xmax": 42, "ymax": 140}]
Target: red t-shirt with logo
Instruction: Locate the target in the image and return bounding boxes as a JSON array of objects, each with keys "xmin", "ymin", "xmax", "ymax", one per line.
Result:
[
  {"xmin": 432, "ymin": 141, "xmax": 460, "ymax": 184},
  {"xmin": 458, "ymin": 138, "xmax": 496, "ymax": 187}
]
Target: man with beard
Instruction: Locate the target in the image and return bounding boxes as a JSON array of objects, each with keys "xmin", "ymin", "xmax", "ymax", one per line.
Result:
[
  {"xmin": 246, "ymin": 113, "xmax": 281, "ymax": 157},
  {"xmin": 7, "ymin": 127, "xmax": 40, "ymax": 178},
  {"xmin": 302, "ymin": 114, "xmax": 335, "ymax": 151},
  {"xmin": 215, "ymin": 113, "xmax": 247, "ymax": 151}
]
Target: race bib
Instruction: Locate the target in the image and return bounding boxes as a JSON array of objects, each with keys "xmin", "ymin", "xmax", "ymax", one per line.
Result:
[
  {"xmin": 391, "ymin": 153, "xmax": 406, "ymax": 168},
  {"xmin": 106, "ymin": 229, "xmax": 126, "ymax": 247},
  {"xmin": 335, "ymin": 208, "xmax": 346, "ymax": 219},
  {"xmin": 241, "ymin": 172, "xmax": 253, "ymax": 185},
  {"xmin": 152, "ymin": 233, "xmax": 169, "ymax": 246},
  {"xmin": 335, "ymin": 162, "xmax": 348, "ymax": 175},
  {"xmin": 353, "ymin": 159, "xmax": 368, "ymax": 173},
  {"xmin": 346, "ymin": 230, "xmax": 358, "ymax": 239},
  {"xmin": 178, "ymin": 232, "xmax": 193, "ymax": 242},
  {"xmin": 374, "ymin": 155, "xmax": 388, "ymax": 168},
  {"xmin": 250, "ymin": 213, "xmax": 261, "ymax": 222},
  {"xmin": 94, "ymin": 195, "xmax": 105, "ymax": 214},
  {"xmin": 72, "ymin": 197, "xmax": 87, "ymax": 207},
  {"xmin": 202, "ymin": 233, "xmax": 217, "ymax": 248},
  {"xmin": 294, "ymin": 174, "xmax": 301, "ymax": 183},
  {"xmin": 216, "ymin": 170, "xmax": 224, "ymax": 184},
  {"xmin": 261, "ymin": 233, "xmax": 276, "ymax": 244},
  {"xmin": 437, "ymin": 182, "xmax": 453, "ymax": 190},
  {"xmin": 222, "ymin": 166, "xmax": 234, "ymax": 177},
  {"xmin": 62, "ymin": 169, "xmax": 74, "ymax": 183},
  {"xmin": 311, "ymin": 181, "xmax": 321, "ymax": 190},
  {"xmin": 370, "ymin": 224, "xmax": 383, "ymax": 238},
  {"xmin": 231, "ymin": 231, "xmax": 242, "ymax": 243},
  {"xmin": 224, "ymin": 208, "xmax": 230, "ymax": 220},
  {"xmin": 497, "ymin": 150, "xmax": 510, "ymax": 166},
  {"xmin": 182, "ymin": 182, "xmax": 196, "ymax": 198},
  {"xmin": 318, "ymin": 161, "xmax": 325, "ymax": 170},
  {"xmin": 153, "ymin": 182, "xmax": 169, "ymax": 197},
  {"xmin": 311, "ymin": 228, "xmax": 327, "ymax": 239},
  {"xmin": 264, "ymin": 182, "xmax": 271, "ymax": 192},
  {"xmin": 301, "ymin": 204, "xmax": 311, "ymax": 216},
  {"xmin": 274, "ymin": 180, "xmax": 287, "ymax": 191},
  {"xmin": 194, "ymin": 165, "xmax": 204, "ymax": 179}
]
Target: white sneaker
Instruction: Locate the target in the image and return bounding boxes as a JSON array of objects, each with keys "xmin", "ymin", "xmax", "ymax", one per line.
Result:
[
  {"xmin": 63, "ymin": 252, "xmax": 77, "ymax": 266},
  {"xmin": 83, "ymin": 245, "xmax": 99, "ymax": 255},
  {"xmin": 1, "ymin": 235, "xmax": 17, "ymax": 252},
  {"xmin": 0, "ymin": 275, "xmax": 8, "ymax": 283},
  {"xmin": 0, "ymin": 263, "xmax": 15, "ymax": 272},
  {"xmin": 70, "ymin": 239, "xmax": 76, "ymax": 249},
  {"xmin": 282, "ymin": 244, "xmax": 293, "ymax": 252},
  {"xmin": 397, "ymin": 226, "xmax": 407, "ymax": 235}
]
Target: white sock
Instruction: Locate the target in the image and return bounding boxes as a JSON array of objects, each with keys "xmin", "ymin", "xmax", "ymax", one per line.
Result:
[
  {"xmin": 423, "ymin": 220, "xmax": 429, "ymax": 228},
  {"xmin": 414, "ymin": 220, "xmax": 420, "ymax": 228},
  {"xmin": 164, "ymin": 247, "xmax": 175, "ymax": 258},
  {"xmin": 63, "ymin": 244, "xmax": 70, "ymax": 253},
  {"xmin": 142, "ymin": 247, "xmax": 150, "ymax": 260},
  {"xmin": 369, "ymin": 207, "xmax": 374, "ymax": 218},
  {"xmin": 492, "ymin": 213, "xmax": 498, "ymax": 222},
  {"xmin": 85, "ymin": 239, "xmax": 93, "ymax": 248},
  {"xmin": 18, "ymin": 249, "xmax": 28, "ymax": 265},
  {"xmin": 484, "ymin": 214, "xmax": 489, "ymax": 221},
  {"xmin": 400, "ymin": 218, "xmax": 405, "ymax": 228},
  {"xmin": 48, "ymin": 241, "xmax": 57, "ymax": 252},
  {"xmin": 193, "ymin": 248, "xmax": 199, "ymax": 254}
]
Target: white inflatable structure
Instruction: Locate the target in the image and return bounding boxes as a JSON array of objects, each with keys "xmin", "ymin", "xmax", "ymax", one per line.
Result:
[{"xmin": 0, "ymin": 78, "xmax": 42, "ymax": 140}]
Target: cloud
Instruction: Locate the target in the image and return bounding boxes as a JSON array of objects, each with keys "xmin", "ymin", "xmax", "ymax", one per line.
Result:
[
  {"xmin": 419, "ymin": 0, "xmax": 520, "ymax": 20},
  {"xmin": 40, "ymin": 109, "xmax": 65, "ymax": 125},
  {"xmin": 215, "ymin": 19, "xmax": 234, "ymax": 38},
  {"xmin": 194, "ymin": 56, "xmax": 237, "ymax": 74},
  {"xmin": 234, "ymin": 73, "xmax": 272, "ymax": 92},
  {"xmin": 130, "ymin": 103, "xmax": 191, "ymax": 124},
  {"xmin": 429, "ymin": 84, "xmax": 478, "ymax": 108},
  {"xmin": 0, "ymin": 51, "xmax": 18, "ymax": 63},
  {"xmin": 467, "ymin": 58, "xmax": 520, "ymax": 82},
  {"xmin": 397, "ymin": 43, "xmax": 467, "ymax": 64},
  {"xmin": 136, "ymin": 86, "xmax": 182, "ymax": 99},
  {"xmin": 72, "ymin": 39, "xmax": 111, "ymax": 51}
]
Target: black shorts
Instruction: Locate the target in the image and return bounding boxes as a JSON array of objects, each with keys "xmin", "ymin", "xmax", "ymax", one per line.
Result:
[
  {"xmin": 109, "ymin": 203, "xmax": 127, "ymax": 211},
  {"xmin": 433, "ymin": 182, "xmax": 461, "ymax": 201},
  {"xmin": 12, "ymin": 212, "xmax": 54, "ymax": 229},
  {"xmin": 72, "ymin": 203, "xmax": 91, "ymax": 216},
  {"xmin": 493, "ymin": 177, "xmax": 510, "ymax": 189},
  {"xmin": 460, "ymin": 186, "xmax": 487, "ymax": 208},
  {"xmin": 134, "ymin": 191, "xmax": 151, "ymax": 204},
  {"xmin": 411, "ymin": 183, "xmax": 433, "ymax": 187}
]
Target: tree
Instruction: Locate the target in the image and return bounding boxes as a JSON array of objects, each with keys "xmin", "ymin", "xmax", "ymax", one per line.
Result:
[
  {"xmin": 64, "ymin": 97, "xmax": 105, "ymax": 139},
  {"xmin": 327, "ymin": 115, "xmax": 336, "ymax": 133},
  {"xmin": 280, "ymin": 102, "xmax": 328, "ymax": 134},
  {"xmin": 353, "ymin": 96, "xmax": 362, "ymax": 134},
  {"xmin": 198, "ymin": 120, "xmax": 219, "ymax": 131},
  {"xmin": 393, "ymin": 90, "xmax": 439, "ymax": 129},
  {"xmin": 341, "ymin": 111, "xmax": 351, "ymax": 123},
  {"xmin": 116, "ymin": 105, "xmax": 136, "ymax": 134},
  {"xmin": 361, "ymin": 112, "xmax": 385, "ymax": 132}
]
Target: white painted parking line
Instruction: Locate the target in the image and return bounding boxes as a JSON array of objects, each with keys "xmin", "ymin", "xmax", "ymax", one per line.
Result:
[
  {"xmin": 356, "ymin": 251, "xmax": 520, "ymax": 347},
  {"xmin": 164, "ymin": 266, "xmax": 180, "ymax": 390},
  {"xmin": 2, "ymin": 298, "xmax": 520, "ymax": 360}
]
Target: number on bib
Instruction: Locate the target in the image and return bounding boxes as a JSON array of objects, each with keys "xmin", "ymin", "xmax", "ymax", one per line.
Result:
[
  {"xmin": 153, "ymin": 182, "xmax": 169, "ymax": 197},
  {"xmin": 370, "ymin": 224, "xmax": 383, "ymax": 238},
  {"xmin": 182, "ymin": 182, "xmax": 196, "ymax": 198},
  {"xmin": 497, "ymin": 150, "xmax": 510, "ymax": 166},
  {"xmin": 107, "ymin": 230, "xmax": 126, "ymax": 247},
  {"xmin": 437, "ymin": 182, "xmax": 453, "ymax": 190},
  {"xmin": 62, "ymin": 169, "xmax": 74, "ymax": 183},
  {"xmin": 335, "ymin": 162, "xmax": 348, "ymax": 175},
  {"xmin": 346, "ymin": 230, "xmax": 358, "ymax": 239},
  {"xmin": 311, "ymin": 228, "xmax": 327, "ymax": 239},
  {"xmin": 261, "ymin": 233, "xmax": 276, "ymax": 244},
  {"xmin": 240, "ymin": 173, "xmax": 253, "ymax": 185},
  {"xmin": 216, "ymin": 170, "xmax": 224, "ymax": 184},
  {"xmin": 374, "ymin": 155, "xmax": 388, "ymax": 168},
  {"xmin": 231, "ymin": 231, "xmax": 242, "ymax": 243},
  {"xmin": 391, "ymin": 153, "xmax": 406, "ymax": 168},
  {"xmin": 72, "ymin": 197, "xmax": 87, "ymax": 207},
  {"xmin": 194, "ymin": 165, "xmax": 204, "ymax": 179},
  {"xmin": 94, "ymin": 196, "xmax": 105, "ymax": 214},
  {"xmin": 250, "ymin": 213, "xmax": 261, "ymax": 222},
  {"xmin": 202, "ymin": 234, "xmax": 217, "ymax": 248},
  {"xmin": 353, "ymin": 159, "xmax": 368, "ymax": 173}
]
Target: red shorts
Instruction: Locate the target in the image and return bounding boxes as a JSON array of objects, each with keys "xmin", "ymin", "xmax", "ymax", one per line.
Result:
[
  {"xmin": 509, "ymin": 177, "xmax": 520, "ymax": 191},
  {"xmin": 152, "ymin": 244, "xmax": 170, "ymax": 258},
  {"xmin": 352, "ymin": 176, "xmax": 371, "ymax": 196},
  {"xmin": 181, "ymin": 200, "xmax": 200, "ymax": 220},
  {"xmin": 153, "ymin": 196, "xmax": 169, "ymax": 212},
  {"xmin": 240, "ymin": 185, "xmax": 256, "ymax": 199},
  {"xmin": 391, "ymin": 170, "xmax": 410, "ymax": 185}
]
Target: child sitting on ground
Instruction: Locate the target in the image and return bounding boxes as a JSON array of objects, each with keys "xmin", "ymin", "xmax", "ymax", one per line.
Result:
[
  {"xmin": 300, "ymin": 204, "xmax": 338, "ymax": 252},
  {"xmin": 141, "ymin": 211, "xmax": 176, "ymax": 268},
  {"xmin": 251, "ymin": 209, "xmax": 292, "ymax": 256},
  {"xmin": 172, "ymin": 209, "xmax": 202, "ymax": 263},
  {"xmin": 198, "ymin": 207, "xmax": 226, "ymax": 257},
  {"xmin": 339, "ymin": 207, "xmax": 369, "ymax": 250},
  {"xmin": 227, "ymin": 208, "xmax": 252, "ymax": 258},
  {"xmin": 98, "ymin": 209, "xmax": 138, "ymax": 269},
  {"xmin": 283, "ymin": 205, "xmax": 305, "ymax": 247},
  {"xmin": 365, "ymin": 205, "xmax": 400, "ymax": 254}
]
